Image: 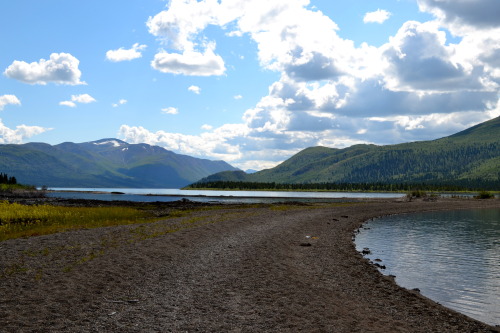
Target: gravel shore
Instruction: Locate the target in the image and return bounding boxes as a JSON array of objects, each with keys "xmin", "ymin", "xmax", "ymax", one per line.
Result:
[{"xmin": 1, "ymin": 197, "xmax": 499, "ymax": 332}]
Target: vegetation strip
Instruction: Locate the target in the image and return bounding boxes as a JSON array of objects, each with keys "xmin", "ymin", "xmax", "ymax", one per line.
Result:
[{"xmin": 0, "ymin": 201, "xmax": 158, "ymax": 241}]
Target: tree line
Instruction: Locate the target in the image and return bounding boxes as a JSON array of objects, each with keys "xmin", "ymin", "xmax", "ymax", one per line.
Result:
[
  {"xmin": 187, "ymin": 180, "xmax": 497, "ymax": 192},
  {"xmin": 0, "ymin": 173, "xmax": 17, "ymax": 185}
]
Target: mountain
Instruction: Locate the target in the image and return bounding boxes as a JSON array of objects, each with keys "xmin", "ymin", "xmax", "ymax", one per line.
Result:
[
  {"xmin": 195, "ymin": 116, "xmax": 500, "ymax": 188},
  {"xmin": 0, "ymin": 139, "xmax": 239, "ymax": 188}
]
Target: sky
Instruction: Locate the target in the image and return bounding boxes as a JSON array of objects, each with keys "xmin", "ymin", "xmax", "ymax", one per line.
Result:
[{"xmin": 1, "ymin": 0, "xmax": 499, "ymax": 171}]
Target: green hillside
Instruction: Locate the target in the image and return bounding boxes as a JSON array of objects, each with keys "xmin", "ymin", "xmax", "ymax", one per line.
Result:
[
  {"xmin": 194, "ymin": 116, "xmax": 500, "ymax": 189},
  {"xmin": 0, "ymin": 139, "xmax": 239, "ymax": 188}
]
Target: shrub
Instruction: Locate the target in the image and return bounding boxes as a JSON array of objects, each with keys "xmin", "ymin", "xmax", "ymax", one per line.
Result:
[
  {"xmin": 475, "ymin": 191, "xmax": 495, "ymax": 199},
  {"xmin": 406, "ymin": 189, "xmax": 427, "ymax": 199}
]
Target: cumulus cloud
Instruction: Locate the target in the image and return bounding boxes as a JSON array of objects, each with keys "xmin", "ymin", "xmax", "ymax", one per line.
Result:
[
  {"xmin": 364, "ymin": 9, "xmax": 392, "ymax": 24},
  {"xmin": 130, "ymin": 0, "xmax": 500, "ymax": 170},
  {"xmin": 380, "ymin": 21, "xmax": 491, "ymax": 92},
  {"xmin": 0, "ymin": 95, "xmax": 21, "ymax": 111},
  {"xmin": 188, "ymin": 85, "xmax": 201, "ymax": 94},
  {"xmin": 147, "ymin": 0, "xmax": 221, "ymax": 51},
  {"xmin": 0, "ymin": 118, "xmax": 50, "ymax": 144},
  {"xmin": 335, "ymin": 79, "xmax": 497, "ymax": 117},
  {"xmin": 106, "ymin": 43, "xmax": 147, "ymax": 62},
  {"xmin": 162, "ymin": 107, "xmax": 179, "ymax": 115},
  {"xmin": 60, "ymin": 94, "xmax": 96, "ymax": 107},
  {"xmin": 147, "ymin": 1, "xmax": 228, "ymax": 76},
  {"xmin": 418, "ymin": 0, "xmax": 500, "ymax": 32},
  {"xmin": 151, "ymin": 47, "xmax": 225, "ymax": 76},
  {"xmin": 4, "ymin": 53, "xmax": 85, "ymax": 85}
]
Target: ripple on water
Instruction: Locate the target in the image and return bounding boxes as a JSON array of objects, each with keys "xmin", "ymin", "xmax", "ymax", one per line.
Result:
[{"xmin": 355, "ymin": 208, "xmax": 500, "ymax": 326}]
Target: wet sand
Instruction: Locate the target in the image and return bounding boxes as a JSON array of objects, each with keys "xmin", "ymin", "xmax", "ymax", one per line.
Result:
[{"xmin": 1, "ymin": 197, "xmax": 499, "ymax": 332}]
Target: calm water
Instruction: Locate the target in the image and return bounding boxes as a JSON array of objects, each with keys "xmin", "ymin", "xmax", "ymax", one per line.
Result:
[
  {"xmin": 356, "ymin": 209, "xmax": 500, "ymax": 326},
  {"xmin": 46, "ymin": 188, "xmax": 404, "ymax": 203}
]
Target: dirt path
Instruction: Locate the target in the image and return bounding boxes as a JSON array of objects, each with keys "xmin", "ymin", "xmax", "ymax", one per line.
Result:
[{"xmin": 1, "ymin": 198, "xmax": 499, "ymax": 332}]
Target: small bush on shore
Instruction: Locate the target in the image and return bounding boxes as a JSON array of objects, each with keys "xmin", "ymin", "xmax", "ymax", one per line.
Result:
[
  {"xmin": 475, "ymin": 191, "xmax": 495, "ymax": 199},
  {"xmin": 406, "ymin": 189, "xmax": 427, "ymax": 200}
]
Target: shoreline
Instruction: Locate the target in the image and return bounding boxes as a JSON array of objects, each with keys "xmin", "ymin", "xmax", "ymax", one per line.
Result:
[
  {"xmin": 47, "ymin": 188, "xmax": 499, "ymax": 196},
  {"xmin": 1, "ymin": 197, "xmax": 499, "ymax": 332},
  {"xmin": 45, "ymin": 189, "xmax": 406, "ymax": 201}
]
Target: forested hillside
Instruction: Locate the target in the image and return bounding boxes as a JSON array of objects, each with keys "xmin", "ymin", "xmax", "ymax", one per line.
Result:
[{"xmin": 193, "ymin": 116, "xmax": 500, "ymax": 189}]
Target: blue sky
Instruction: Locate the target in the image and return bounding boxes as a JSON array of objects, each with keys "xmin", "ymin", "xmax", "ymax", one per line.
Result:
[{"xmin": 1, "ymin": 0, "xmax": 499, "ymax": 171}]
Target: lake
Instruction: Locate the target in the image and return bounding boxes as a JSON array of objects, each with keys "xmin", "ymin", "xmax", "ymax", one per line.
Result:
[
  {"xmin": 355, "ymin": 208, "xmax": 500, "ymax": 326},
  {"xmin": 46, "ymin": 188, "xmax": 405, "ymax": 203}
]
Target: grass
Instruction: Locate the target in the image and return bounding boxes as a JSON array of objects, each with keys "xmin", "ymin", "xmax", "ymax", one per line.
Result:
[{"xmin": 0, "ymin": 201, "xmax": 162, "ymax": 241}]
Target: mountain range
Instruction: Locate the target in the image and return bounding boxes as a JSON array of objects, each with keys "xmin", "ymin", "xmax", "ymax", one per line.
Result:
[
  {"xmin": 0, "ymin": 139, "xmax": 239, "ymax": 188},
  {"xmin": 195, "ymin": 116, "xmax": 500, "ymax": 189}
]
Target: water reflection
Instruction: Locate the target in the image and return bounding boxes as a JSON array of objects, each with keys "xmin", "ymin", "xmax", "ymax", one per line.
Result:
[{"xmin": 356, "ymin": 209, "xmax": 500, "ymax": 326}]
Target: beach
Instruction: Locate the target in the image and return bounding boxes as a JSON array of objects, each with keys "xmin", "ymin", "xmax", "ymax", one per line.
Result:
[{"xmin": 1, "ymin": 197, "xmax": 499, "ymax": 332}]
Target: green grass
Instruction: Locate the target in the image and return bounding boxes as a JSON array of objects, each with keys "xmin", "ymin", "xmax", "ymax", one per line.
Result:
[{"xmin": 0, "ymin": 201, "xmax": 161, "ymax": 241}]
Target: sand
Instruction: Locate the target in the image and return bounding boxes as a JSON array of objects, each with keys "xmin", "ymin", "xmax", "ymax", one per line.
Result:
[{"xmin": 1, "ymin": 197, "xmax": 499, "ymax": 332}]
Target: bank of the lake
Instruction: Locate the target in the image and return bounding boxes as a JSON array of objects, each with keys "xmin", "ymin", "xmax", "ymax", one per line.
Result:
[
  {"xmin": 356, "ymin": 208, "xmax": 500, "ymax": 326},
  {"xmin": 1, "ymin": 197, "xmax": 499, "ymax": 332}
]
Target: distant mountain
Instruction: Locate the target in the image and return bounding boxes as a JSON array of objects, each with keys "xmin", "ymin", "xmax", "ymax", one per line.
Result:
[
  {"xmin": 195, "ymin": 116, "xmax": 500, "ymax": 189},
  {"xmin": 0, "ymin": 139, "xmax": 239, "ymax": 188}
]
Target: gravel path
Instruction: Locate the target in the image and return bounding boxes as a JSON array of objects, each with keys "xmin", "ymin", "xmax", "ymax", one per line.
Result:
[{"xmin": 1, "ymin": 198, "xmax": 499, "ymax": 332}]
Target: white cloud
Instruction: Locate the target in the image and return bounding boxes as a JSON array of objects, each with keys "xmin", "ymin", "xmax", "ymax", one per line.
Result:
[
  {"xmin": 4, "ymin": 53, "xmax": 85, "ymax": 85},
  {"xmin": 151, "ymin": 46, "xmax": 226, "ymax": 76},
  {"xmin": 59, "ymin": 101, "xmax": 76, "ymax": 108},
  {"xmin": 0, "ymin": 118, "xmax": 50, "ymax": 144},
  {"xmin": 363, "ymin": 9, "xmax": 392, "ymax": 24},
  {"xmin": 112, "ymin": 99, "xmax": 128, "ymax": 107},
  {"xmin": 106, "ymin": 43, "xmax": 147, "ymax": 62},
  {"xmin": 71, "ymin": 94, "xmax": 96, "ymax": 104},
  {"xmin": 418, "ymin": 0, "xmax": 500, "ymax": 33},
  {"xmin": 162, "ymin": 107, "xmax": 179, "ymax": 115},
  {"xmin": 147, "ymin": 1, "xmax": 228, "ymax": 76},
  {"xmin": 234, "ymin": 95, "xmax": 243, "ymax": 100},
  {"xmin": 60, "ymin": 94, "xmax": 96, "ymax": 107},
  {"xmin": 133, "ymin": 0, "xmax": 500, "ymax": 170},
  {"xmin": 119, "ymin": 122, "xmax": 249, "ymax": 163},
  {"xmin": 381, "ymin": 21, "xmax": 493, "ymax": 92},
  {"xmin": 147, "ymin": 0, "xmax": 220, "ymax": 51},
  {"xmin": 201, "ymin": 124, "xmax": 213, "ymax": 130},
  {"xmin": 188, "ymin": 85, "xmax": 201, "ymax": 94},
  {"xmin": 0, "ymin": 95, "xmax": 21, "ymax": 111}
]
